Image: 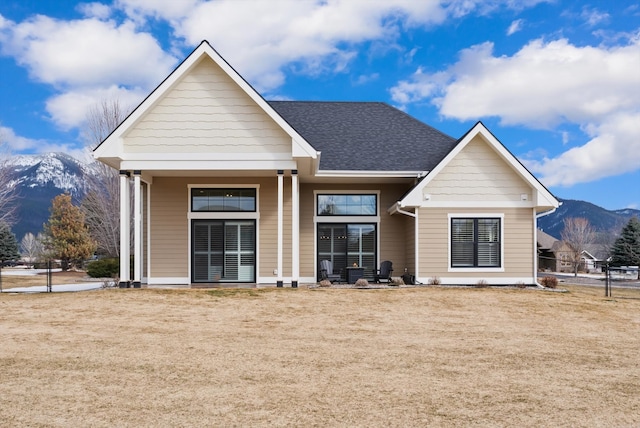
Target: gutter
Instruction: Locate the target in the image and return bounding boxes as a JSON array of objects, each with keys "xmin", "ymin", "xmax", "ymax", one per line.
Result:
[
  {"xmin": 388, "ymin": 202, "xmax": 416, "ymax": 218},
  {"xmin": 536, "ymin": 201, "xmax": 562, "ymax": 219}
]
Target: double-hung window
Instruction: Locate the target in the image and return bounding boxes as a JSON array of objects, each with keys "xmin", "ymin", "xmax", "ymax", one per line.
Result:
[{"xmin": 451, "ymin": 217, "xmax": 501, "ymax": 268}]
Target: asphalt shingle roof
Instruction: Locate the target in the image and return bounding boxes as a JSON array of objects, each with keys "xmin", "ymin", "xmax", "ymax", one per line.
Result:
[{"xmin": 268, "ymin": 101, "xmax": 457, "ymax": 172}]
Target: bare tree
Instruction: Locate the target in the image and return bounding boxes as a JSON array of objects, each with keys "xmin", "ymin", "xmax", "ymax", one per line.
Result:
[
  {"xmin": 561, "ymin": 217, "xmax": 595, "ymax": 276},
  {"xmin": 81, "ymin": 99, "xmax": 131, "ymax": 257},
  {"xmin": 20, "ymin": 232, "xmax": 44, "ymax": 268},
  {"xmin": 0, "ymin": 141, "xmax": 19, "ymax": 226}
]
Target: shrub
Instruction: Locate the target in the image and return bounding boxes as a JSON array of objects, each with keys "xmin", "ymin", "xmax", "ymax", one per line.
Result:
[
  {"xmin": 540, "ymin": 276, "xmax": 558, "ymax": 289},
  {"xmin": 428, "ymin": 277, "xmax": 441, "ymax": 285},
  {"xmin": 354, "ymin": 278, "xmax": 369, "ymax": 287},
  {"xmin": 515, "ymin": 281, "xmax": 527, "ymax": 289},
  {"xmin": 87, "ymin": 258, "xmax": 119, "ymax": 278},
  {"xmin": 476, "ymin": 279, "xmax": 489, "ymax": 288}
]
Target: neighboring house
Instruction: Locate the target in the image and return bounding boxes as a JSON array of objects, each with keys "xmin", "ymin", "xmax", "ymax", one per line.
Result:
[
  {"xmin": 94, "ymin": 41, "xmax": 559, "ymax": 288},
  {"xmin": 537, "ymin": 230, "xmax": 606, "ymax": 273}
]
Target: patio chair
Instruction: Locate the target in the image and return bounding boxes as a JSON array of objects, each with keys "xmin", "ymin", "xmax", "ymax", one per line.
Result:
[
  {"xmin": 373, "ymin": 260, "xmax": 393, "ymax": 283},
  {"xmin": 320, "ymin": 259, "xmax": 342, "ymax": 283}
]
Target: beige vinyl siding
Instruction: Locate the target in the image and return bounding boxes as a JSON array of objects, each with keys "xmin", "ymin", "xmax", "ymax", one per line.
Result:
[
  {"xmin": 425, "ymin": 135, "xmax": 532, "ymax": 202},
  {"xmin": 299, "ymin": 184, "xmax": 315, "ymax": 279},
  {"xmin": 258, "ymin": 179, "xmax": 292, "ymax": 279},
  {"xmin": 299, "ymin": 183, "xmax": 411, "ymax": 279},
  {"xmin": 149, "ymin": 176, "xmax": 284, "ymax": 281},
  {"xmin": 124, "ymin": 57, "xmax": 291, "ymax": 154},
  {"xmin": 404, "ymin": 215, "xmax": 415, "ymax": 275},
  {"xmin": 418, "ymin": 207, "xmax": 534, "ymax": 279},
  {"xmin": 149, "ymin": 177, "xmax": 189, "ymax": 278}
]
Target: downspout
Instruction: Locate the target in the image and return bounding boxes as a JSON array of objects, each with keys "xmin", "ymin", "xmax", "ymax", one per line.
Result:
[
  {"xmin": 390, "ymin": 202, "xmax": 418, "ymax": 281},
  {"xmin": 534, "ymin": 202, "xmax": 562, "ymax": 287}
]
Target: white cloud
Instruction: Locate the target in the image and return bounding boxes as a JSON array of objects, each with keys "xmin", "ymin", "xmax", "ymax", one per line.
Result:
[
  {"xmin": 524, "ymin": 111, "xmax": 640, "ymax": 187},
  {"xmin": 45, "ymin": 85, "xmax": 146, "ymax": 130},
  {"xmin": 0, "ymin": 15, "xmax": 176, "ymax": 88},
  {"xmin": 0, "ymin": 125, "xmax": 45, "ymax": 152},
  {"xmin": 76, "ymin": 2, "xmax": 113, "ymax": 19},
  {"xmin": 390, "ymin": 35, "xmax": 640, "ymax": 187},
  {"xmin": 0, "ymin": 12, "xmax": 177, "ymax": 129},
  {"xmin": 581, "ymin": 7, "xmax": 610, "ymax": 27},
  {"xmin": 114, "ymin": 0, "xmax": 547, "ymax": 92},
  {"xmin": 507, "ymin": 19, "xmax": 524, "ymax": 36}
]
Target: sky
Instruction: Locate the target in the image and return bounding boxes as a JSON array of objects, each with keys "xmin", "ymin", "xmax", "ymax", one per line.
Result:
[{"xmin": 0, "ymin": 0, "xmax": 639, "ymax": 211}]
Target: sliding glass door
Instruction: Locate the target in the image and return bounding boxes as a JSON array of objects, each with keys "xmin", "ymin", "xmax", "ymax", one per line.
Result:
[
  {"xmin": 317, "ymin": 223, "xmax": 376, "ymax": 281},
  {"xmin": 192, "ymin": 220, "xmax": 255, "ymax": 283}
]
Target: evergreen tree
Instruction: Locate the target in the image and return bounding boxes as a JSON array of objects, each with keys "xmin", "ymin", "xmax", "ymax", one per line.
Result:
[
  {"xmin": 0, "ymin": 221, "xmax": 20, "ymax": 292},
  {"xmin": 43, "ymin": 193, "xmax": 96, "ymax": 270},
  {"xmin": 610, "ymin": 217, "xmax": 640, "ymax": 278}
]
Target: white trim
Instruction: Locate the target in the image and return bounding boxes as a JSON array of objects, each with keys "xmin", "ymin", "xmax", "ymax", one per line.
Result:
[
  {"xmin": 121, "ymin": 152, "xmax": 294, "ymax": 161},
  {"xmin": 532, "ymin": 210, "xmax": 538, "ymax": 282},
  {"xmin": 148, "ymin": 277, "xmax": 190, "ymax": 285},
  {"xmin": 447, "ymin": 213, "xmax": 505, "ymax": 273},
  {"xmin": 119, "ymin": 173, "xmax": 130, "ymax": 283},
  {"xmin": 146, "ymin": 181, "xmax": 151, "ymax": 286},
  {"xmin": 426, "ymin": 276, "xmax": 537, "ymax": 286},
  {"xmin": 315, "ymin": 170, "xmax": 425, "ymax": 178},
  {"xmin": 418, "ymin": 200, "xmax": 535, "ymax": 208},
  {"xmin": 414, "ymin": 209, "xmax": 419, "ymax": 280},
  {"xmin": 291, "ymin": 172, "xmax": 299, "ymax": 282},
  {"xmin": 120, "ymin": 159, "xmax": 298, "ymax": 171},
  {"xmin": 188, "ymin": 212, "xmax": 259, "ymax": 220},
  {"xmin": 133, "ymin": 173, "xmax": 142, "ymax": 284},
  {"xmin": 277, "ymin": 173, "xmax": 283, "ymax": 282}
]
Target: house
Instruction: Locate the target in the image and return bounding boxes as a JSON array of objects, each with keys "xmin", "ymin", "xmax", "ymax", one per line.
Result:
[
  {"xmin": 537, "ymin": 229, "xmax": 608, "ymax": 273},
  {"xmin": 94, "ymin": 40, "xmax": 559, "ymax": 288}
]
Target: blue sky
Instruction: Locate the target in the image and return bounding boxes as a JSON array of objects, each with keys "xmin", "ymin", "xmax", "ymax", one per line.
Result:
[{"xmin": 1, "ymin": 0, "xmax": 639, "ymax": 211}]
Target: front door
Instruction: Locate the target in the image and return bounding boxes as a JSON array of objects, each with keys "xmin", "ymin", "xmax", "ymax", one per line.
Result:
[{"xmin": 192, "ymin": 220, "xmax": 255, "ymax": 283}]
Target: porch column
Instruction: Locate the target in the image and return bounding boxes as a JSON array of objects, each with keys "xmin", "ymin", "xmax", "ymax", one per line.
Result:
[
  {"xmin": 132, "ymin": 171, "xmax": 142, "ymax": 288},
  {"xmin": 277, "ymin": 170, "xmax": 284, "ymax": 287},
  {"xmin": 291, "ymin": 170, "xmax": 299, "ymax": 288},
  {"xmin": 119, "ymin": 171, "xmax": 131, "ymax": 288}
]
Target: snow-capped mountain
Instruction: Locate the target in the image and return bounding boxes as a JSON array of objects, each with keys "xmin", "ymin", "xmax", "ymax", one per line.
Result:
[{"xmin": 10, "ymin": 152, "xmax": 93, "ymax": 240}]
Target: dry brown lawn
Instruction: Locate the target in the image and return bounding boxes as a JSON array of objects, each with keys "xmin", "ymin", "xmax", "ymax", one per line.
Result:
[
  {"xmin": 0, "ymin": 269, "xmax": 91, "ymax": 289},
  {"xmin": 1, "ymin": 283, "xmax": 639, "ymax": 427}
]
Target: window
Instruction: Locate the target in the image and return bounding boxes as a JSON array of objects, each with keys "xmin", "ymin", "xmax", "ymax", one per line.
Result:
[
  {"xmin": 191, "ymin": 188, "xmax": 256, "ymax": 212},
  {"xmin": 317, "ymin": 194, "xmax": 377, "ymax": 216},
  {"xmin": 451, "ymin": 218, "xmax": 501, "ymax": 268},
  {"xmin": 317, "ymin": 223, "xmax": 376, "ymax": 281}
]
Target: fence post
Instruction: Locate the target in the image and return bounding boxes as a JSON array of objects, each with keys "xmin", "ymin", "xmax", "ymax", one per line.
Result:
[{"xmin": 47, "ymin": 260, "xmax": 52, "ymax": 293}]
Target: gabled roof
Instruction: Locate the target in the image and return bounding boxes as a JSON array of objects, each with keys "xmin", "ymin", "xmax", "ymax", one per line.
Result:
[
  {"xmin": 537, "ymin": 229, "xmax": 559, "ymax": 250},
  {"xmin": 395, "ymin": 121, "xmax": 560, "ymax": 210},
  {"xmin": 268, "ymin": 101, "xmax": 456, "ymax": 172},
  {"xmin": 93, "ymin": 40, "xmax": 317, "ymax": 166}
]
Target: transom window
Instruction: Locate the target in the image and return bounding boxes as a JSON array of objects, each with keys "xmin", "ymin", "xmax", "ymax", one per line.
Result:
[
  {"xmin": 191, "ymin": 188, "xmax": 256, "ymax": 212},
  {"xmin": 317, "ymin": 194, "xmax": 377, "ymax": 216},
  {"xmin": 451, "ymin": 218, "xmax": 501, "ymax": 268}
]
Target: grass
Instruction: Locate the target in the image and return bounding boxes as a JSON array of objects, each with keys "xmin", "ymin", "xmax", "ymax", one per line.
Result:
[
  {"xmin": 1, "ymin": 283, "xmax": 639, "ymax": 426},
  {"xmin": 0, "ymin": 269, "xmax": 91, "ymax": 289}
]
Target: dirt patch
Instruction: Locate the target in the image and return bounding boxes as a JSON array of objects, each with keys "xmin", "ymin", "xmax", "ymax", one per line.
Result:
[{"xmin": 1, "ymin": 285, "xmax": 639, "ymax": 426}]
